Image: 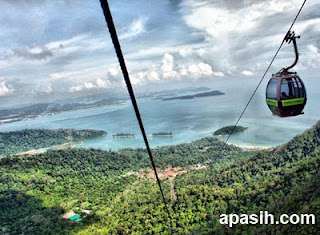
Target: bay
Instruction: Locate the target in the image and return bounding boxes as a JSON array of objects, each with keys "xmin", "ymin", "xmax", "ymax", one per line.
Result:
[{"xmin": 0, "ymin": 78, "xmax": 318, "ymax": 150}]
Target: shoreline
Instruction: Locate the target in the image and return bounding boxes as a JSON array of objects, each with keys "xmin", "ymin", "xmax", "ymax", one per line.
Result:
[
  {"xmin": 230, "ymin": 143, "xmax": 273, "ymax": 151},
  {"xmin": 15, "ymin": 143, "xmax": 76, "ymax": 156}
]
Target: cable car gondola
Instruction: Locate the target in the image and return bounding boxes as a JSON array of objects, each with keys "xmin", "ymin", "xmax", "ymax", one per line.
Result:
[{"xmin": 266, "ymin": 31, "xmax": 307, "ymax": 117}]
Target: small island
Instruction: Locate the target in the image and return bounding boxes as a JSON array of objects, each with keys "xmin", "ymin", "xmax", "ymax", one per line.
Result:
[
  {"xmin": 152, "ymin": 132, "xmax": 173, "ymax": 137},
  {"xmin": 113, "ymin": 133, "xmax": 135, "ymax": 139},
  {"xmin": 162, "ymin": 90, "xmax": 224, "ymax": 101},
  {"xmin": 213, "ymin": 126, "xmax": 248, "ymax": 135}
]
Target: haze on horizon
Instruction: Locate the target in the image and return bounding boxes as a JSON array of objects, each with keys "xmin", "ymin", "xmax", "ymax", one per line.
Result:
[{"xmin": 0, "ymin": 0, "xmax": 319, "ymax": 107}]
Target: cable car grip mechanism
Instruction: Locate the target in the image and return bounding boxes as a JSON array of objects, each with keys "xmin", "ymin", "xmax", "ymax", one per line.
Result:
[{"xmin": 282, "ymin": 30, "xmax": 300, "ymax": 73}]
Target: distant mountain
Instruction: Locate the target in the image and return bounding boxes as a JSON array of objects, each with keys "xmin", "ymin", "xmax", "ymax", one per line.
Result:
[
  {"xmin": 162, "ymin": 90, "xmax": 225, "ymax": 101},
  {"xmin": 0, "ymin": 98, "xmax": 127, "ymax": 124},
  {"xmin": 143, "ymin": 86, "xmax": 211, "ymax": 100},
  {"xmin": 152, "ymin": 86, "xmax": 210, "ymax": 96}
]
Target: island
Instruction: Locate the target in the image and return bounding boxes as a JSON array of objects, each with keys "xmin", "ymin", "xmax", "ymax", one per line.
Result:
[
  {"xmin": 152, "ymin": 132, "xmax": 173, "ymax": 137},
  {"xmin": 113, "ymin": 133, "xmax": 135, "ymax": 138},
  {"xmin": 213, "ymin": 125, "xmax": 248, "ymax": 135},
  {"xmin": 162, "ymin": 90, "xmax": 224, "ymax": 101}
]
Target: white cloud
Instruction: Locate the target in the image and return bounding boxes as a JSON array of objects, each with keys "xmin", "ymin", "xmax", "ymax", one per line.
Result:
[
  {"xmin": 179, "ymin": 48, "xmax": 193, "ymax": 57},
  {"xmin": 108, "ymin": 67, "xmax": 119, "ymax": 77},
  {"xmin": 179, "ymin": 66, "xmax": 188, "ymax": 76},
  {"xmin": 161, "ymin": 53, "xmax": 174, "ymax": 73},
  {"xmin": 195, "ymin": 48, "xmax": 207, "ymax": 57},
  {"xmin": 0, "ymin": 81, "xmax": 12, "ymax": 96},
  {"xmin": 120, "ymin": 17, "xmax": 147, "ymax": 40},
  {"xmin": 40, "ymin": 83, "xmax": 53, "ymax": 94},
  {"xmin": 0, "ymin": 60, "xmax": 8, "ymax": 70},
  {"xmin": 293, "ymin": 18, "xmax": 320, "ymax": 35},
  {"xmin": 69, "ymin": 85, "xmax": 83, "ymax": 92},
  {"xmin": 131, "ymin": 50, "xmax": 225, "ymax": 82},
  {"xmin": 303, "ymin": 45, "xmax": 320, "ymax": 68},
  {"xmin": 180, "ymin": 0, "xmax": 320, "ymax": 77},
  {"xmin": 50, "ymin": 65, "xmax": 120, "ymax": 83},
  {"xmin": 30, "ymin": 82, "xmax": 53, "ymax": 95},
  {"xmin": 50, "ymin": 71, "xmax": 77, "ymax": 80},
  {"xmin": 125, "ymin": 43, "xmax": 207, "ymax": 61},
  {"xmin": 183, "ymin": 0, "xmax": 295, "ymax": 38},
  {"xmin": 161, "ymin": 53, "xmax": 178, "ymax": 78},
  {"xmin": 84, "ymin": 82, "xmax": 95, "ymax": 90},
  {"xmin": 2, "ymin": 0, "xmax": 318, "ymax": 102},
  {"xmin": 129, "ymin": 49, "xmax": 227, "ymax": 83},
  {"xmin": 242, "ymin": 70, "xmax": 254, "ymax": 76},
  {"xmin": 148, "ymin": 69, "xmax": 160, "ymax": 81},
  {"xmin": 212, "ymin": 71, "xmax": 225, "ymax": 77},
  {"xmin": 308, "ymin": 45, "xmax": 318, "ymax": 54},
  {"xmin": 96, "ymin": 78, "xmax": 108, "ymax": 88},
  {"xmin": 131, "ymin": 73, "xmax": 144, "ymax": 85},
  {"xmin": 69, "ymin": 78, "xmax": 109, "ymax": 92},
  {"xmin": 187, "ymin": 62, "xmax": 213, "ymax": 77}
]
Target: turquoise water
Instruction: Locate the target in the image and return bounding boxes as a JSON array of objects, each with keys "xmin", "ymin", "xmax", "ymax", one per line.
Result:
[{"xmin": 0, "ymin": 78, "xmax": 319, "ymax": 150}]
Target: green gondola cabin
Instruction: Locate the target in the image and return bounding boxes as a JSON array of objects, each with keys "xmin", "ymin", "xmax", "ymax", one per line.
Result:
[
  {"xmin": 265, "ymin": 31, "xmax": 307, "ymax": 117},
  {"xmin": 266, "ymin": 72, "xmax": 306, "ymax": 117}
]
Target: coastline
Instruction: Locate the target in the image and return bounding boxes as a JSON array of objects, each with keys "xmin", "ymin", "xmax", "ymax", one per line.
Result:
[{"xmin": 230, "ymin": 143, "xmax": 273, "ymax": 151}]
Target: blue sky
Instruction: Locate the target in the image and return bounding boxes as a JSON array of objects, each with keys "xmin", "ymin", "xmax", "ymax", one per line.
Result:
[{"xmin": 0, "ymin": 0, "xmax": 319, "ymax": 105}]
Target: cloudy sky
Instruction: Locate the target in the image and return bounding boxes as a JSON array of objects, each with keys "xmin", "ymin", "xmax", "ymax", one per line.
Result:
[{"xmin": 0, "ymin": 0, "xmax": 319, "ymax": 105}]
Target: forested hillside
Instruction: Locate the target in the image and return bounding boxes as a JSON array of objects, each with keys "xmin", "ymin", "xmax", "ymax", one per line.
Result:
[
  {"xmin": 0, "ymin": 136, "xmax": 242, "ymax": 234},
  {"xmin": 1, "ymin": 122, "xmax": 319, "ymax": 234},
  {"xmin": 0, "ymin": 129, "xmax": 106, "ymax": 156},
  {"xmin": 79, "ymin": 121, "xmax": 320, "ymax": 234}
]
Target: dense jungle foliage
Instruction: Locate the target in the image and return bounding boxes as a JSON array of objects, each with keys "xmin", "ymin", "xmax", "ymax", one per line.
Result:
[
  {"xmin": 0, "ymin": 121, "xmax": 319, "ymax": 234},
  {"xmin": 0, "ymin": 129, "xmax": 106, "ymax": 156}
]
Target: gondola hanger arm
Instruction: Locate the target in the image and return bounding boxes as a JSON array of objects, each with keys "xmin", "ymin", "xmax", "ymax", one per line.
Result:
[{"xmin": 283, "ymin": 31, "xmax": 300, "ymax": 72}]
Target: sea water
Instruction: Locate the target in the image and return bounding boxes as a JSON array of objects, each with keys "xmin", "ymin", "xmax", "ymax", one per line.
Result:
[{"xmin": 0, "ymin": 78, "xmax": 319, "ymax": 150}]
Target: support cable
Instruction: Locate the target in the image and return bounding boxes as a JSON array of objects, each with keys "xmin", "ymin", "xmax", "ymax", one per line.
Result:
[{"xmin": 98, "ymin": 0, "xmax": 170, "ymax": 212}]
